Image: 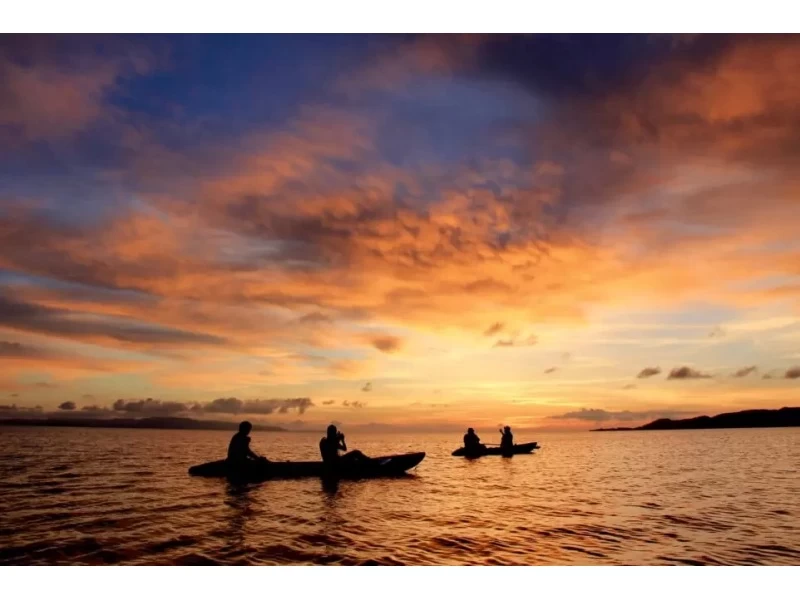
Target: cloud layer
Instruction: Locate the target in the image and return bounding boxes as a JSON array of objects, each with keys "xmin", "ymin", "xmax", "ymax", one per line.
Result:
[{"xmin": 2, "ymin": 35, "xmax": 800, "ymax": 427}]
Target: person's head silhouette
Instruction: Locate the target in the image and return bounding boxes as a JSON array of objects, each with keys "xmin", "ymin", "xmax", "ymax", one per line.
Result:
[
  {"xmin": 239, "ymin": 421, "xmax": 252, "ymax": 434},
  {"xmin": 467, "ymin": 427, "xmax": 475, "ymax": 435},
  {"xmin": 327, "ymin": 424, "xmax": 338, "ymax": 439}
]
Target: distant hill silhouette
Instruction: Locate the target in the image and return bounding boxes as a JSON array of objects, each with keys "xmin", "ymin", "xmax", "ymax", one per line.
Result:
[
  {"xmin": 592, "ymin": 407, "xmax": 800, "ymax": 431},
  {"xmin": 0, "ymin": 416, "xmax": 287, "ymax": 432}
]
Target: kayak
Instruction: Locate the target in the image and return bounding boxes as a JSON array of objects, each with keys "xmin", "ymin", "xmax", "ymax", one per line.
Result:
[
  {"xmin": 451, "ymin": 442, "xmax": 539, "ymax": 457},
  {"xmin": 188, "ymin": 452, "xmax": 426, "ymax": 482},
  {"xmin": 451, "ymin": 442, "xmax": 539, "ymax": 458}
]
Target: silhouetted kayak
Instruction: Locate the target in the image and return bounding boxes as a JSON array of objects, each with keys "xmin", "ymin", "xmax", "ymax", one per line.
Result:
[
  {"xmin": 451, "ymin": 442, "xmax": 539, "ymax": 458},
  {"xmin": 188, "ymin": 452, "xmax": 426, "ymax": 482}
]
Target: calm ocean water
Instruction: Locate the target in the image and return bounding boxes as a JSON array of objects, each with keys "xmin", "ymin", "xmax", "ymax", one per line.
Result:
[{"xmin": 0, "ymin": 426, "xmax": 798, "ymax": 565}]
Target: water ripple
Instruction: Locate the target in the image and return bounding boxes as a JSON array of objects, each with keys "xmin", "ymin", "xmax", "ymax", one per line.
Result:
[{"xmin": 0, "ymin": 427, "xmax": 798, "ymax": 565}]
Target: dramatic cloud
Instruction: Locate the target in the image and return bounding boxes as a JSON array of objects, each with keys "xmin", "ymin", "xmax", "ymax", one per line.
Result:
[
  {"xmin": 0, "ymin": 330, "xmax": 154, "ymax": 376},
  {"xmin": 361, "ymin": 382, "xmax": 372, "ymax": 392},
  {"xmin": 732, "ymin": 366, "xmax": 758, "ymax": 378},
  {"xmin": 58, "ymin": 401, "xmax": 76, "ymax": 411},
  {"xmin": 113, "ymin": 398, "xmax": 189, "ymax": 415},
  {"xmin": 0, "ymin": 295, "xmax": 226, "ymax": 348},
  {"xmin": 201, "ymin": 397, "xmax": 244, "ymax": 414},
  {"xmin": 2, "ymin": 35, "xmax": 799, "ymax": 425},
  {"xmin": 57, "ymin": 397, "xmax": 315, "ymax": 417},
  {"xmin": 786, "ymin": 366, "xmax": 800, "ymax": 380},
  {"xmin": 322, "ymin": 400, "xmax": 336, "ymax": 406},
  {"xmin": 202, "ymin": 397, "xmax": 314, "ymax": 415},
  {"xmin": 667, "ymin": 367, "xmax": 713, "ymax": 380},
  {"xmin": 637, "ymin": 367, "xmax": 662, "ymax": 379}
]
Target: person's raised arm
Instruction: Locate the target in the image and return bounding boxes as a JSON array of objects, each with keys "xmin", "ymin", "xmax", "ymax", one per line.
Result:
[{"xmin": 339, "ymin": 433, "xmax": 347, "ymax": 452}]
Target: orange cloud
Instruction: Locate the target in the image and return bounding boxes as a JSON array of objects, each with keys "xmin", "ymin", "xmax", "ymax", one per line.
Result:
[
  {"xmin": 335, "ymin": 35, "xmax": 482, "ymax": 96},
  {"xmin": 0, "ymin": 334, "xmax": 152, "ymax": 378},
  {"xmin": 0, "ymin": 61, "xmax": 114, "ymax": 141},
  {"xmin": 2, "ymin": 36, "xmax": 800, "ymax": 422},
  {"xmin": 0, "ymin": 36, "xmax": 160, "ymax": 144}
]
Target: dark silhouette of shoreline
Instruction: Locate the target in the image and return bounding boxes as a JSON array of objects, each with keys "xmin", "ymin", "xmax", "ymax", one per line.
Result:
[
  {"xmin": 592, "ymin": 407, "xmax": 800, "ymax": 431},
  {"xmin": 0, "ymin": 416, "xmax": 287, "ymax": 432}
]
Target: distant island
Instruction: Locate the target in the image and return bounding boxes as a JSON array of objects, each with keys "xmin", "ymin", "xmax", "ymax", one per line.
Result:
[
  {"xmin": 592, "ymin": 407, "xmax": 800, "ymax": 432},
  {"xmin": 0, "ymin": 416, "xmax": 287, "ymax": 432}
]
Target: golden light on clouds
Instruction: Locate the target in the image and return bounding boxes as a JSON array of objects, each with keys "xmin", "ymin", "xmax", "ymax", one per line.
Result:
[{"xmin": 1, "ymin": 35, "xmax": 799, "ymax": 429}]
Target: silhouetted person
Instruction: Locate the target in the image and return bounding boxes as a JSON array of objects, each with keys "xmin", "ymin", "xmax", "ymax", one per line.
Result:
[
  {"xmin": 499, "ymin": 425, "xmax": 514, "ymax": 454},
  {"xmin": 319, "ymin": 424, "xmax": 369, "ymax": 467},
  {"xmin": 227, "ymin": 421, "xmax": 268, "ymax": 467},
  {"xmin": 463, "ymin": 427, "xmax": 484, "ymax": 453}
]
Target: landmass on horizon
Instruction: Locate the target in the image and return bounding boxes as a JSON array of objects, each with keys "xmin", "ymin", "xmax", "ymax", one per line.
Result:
[{"xmin": 592, "ymin": 407, "xmax": 800, "ymax": 432}]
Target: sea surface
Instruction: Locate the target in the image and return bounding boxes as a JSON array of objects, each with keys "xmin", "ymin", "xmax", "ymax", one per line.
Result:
[{"xmin": 1, "ymin": 426, "xmax": 798, "ymax": 565}]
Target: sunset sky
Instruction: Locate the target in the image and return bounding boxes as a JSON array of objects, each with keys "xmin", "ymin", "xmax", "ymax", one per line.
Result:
[{"xmin": 1, "ymin": 34, "xmax": 799, "ymax": 430}]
